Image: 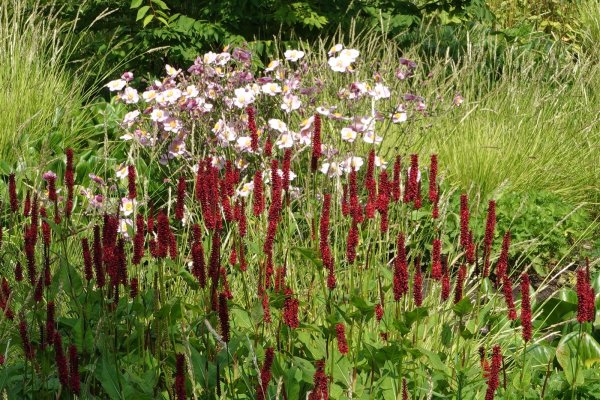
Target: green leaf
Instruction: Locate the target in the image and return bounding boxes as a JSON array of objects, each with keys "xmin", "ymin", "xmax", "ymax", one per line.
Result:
[
  {"xmin": 143, "ymin": 14, "xmax": 154, "ymax": 27},
  {"xmin": 556, "ymin": 331, "xmax": 600, "ymax": 386},
  {"xmin": 151, "ymin": 0, "xmax": 169, "ymax": 10},
  {"xmin": 136, "ymin": 6, "xmax": 150, "ymax": 21},
  {"xmin": 452, "ymin": 298, "xmax": 473, "ymax": 316},
  {"xmin": 130, "ymin": 0, "xmax": 143, "ymax": 8},
  {"xmin": 178, "ymin": 270, "xmax": 199, "ymax": 290}
]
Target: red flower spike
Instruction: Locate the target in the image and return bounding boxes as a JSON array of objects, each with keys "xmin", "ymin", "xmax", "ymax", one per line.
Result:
[
  {"xmin": 401, "ymin": 378, "xmax": 409, "ymax": 400},
  {"xmin": 175, "ymin": 353, "xmax": 186, "ymax": 400},
  {"xmin": 485, "ymin": 345, "xmax": 502, "ymax": 400},
  {"xmin": 577, "ymin": 267, "xmax": 595, "ymax": 323},
  {"xmin": 69, "ymin": 345, "xmax": 81, "ymax": 395},
  {"xmin": 346, "ymin": 221, "xmax": 359, "ymax": 264},
  {"xmin": 520, "ymin": 273, "xmax": 532, "ymax": 342},
  {"xmin": 82, "ymin": 238, "xmax": 94, "ymax": 281},
  {"xmin": 311, "ymin": 114, "xmax": 321, "ymax": 171},
  {"xmin": 54, "ymin": 332, "xmax": 69, "ymax": 387},
  {"xmin": 428, "ymin": 154, "xmax": 438, "ymax": 203},
  {"xmin": 413, "ymin": 258, "xmax": 423, "ymax": 307},
  {"xmin": 262, "ymin": 292, "xmax": 272, "ymax": 323},
  {"xmin": 283, "ymin": 288, "xmax": 300, "ymax": 328},
  {"xmin": 127, "ymin": 165, "xmax": 137, "ymax": 200},
  {"xmin": 253, "ymin": 170, "xmax": 265, "ymax": 216},
  {"xmin": 459, "ymin": 194, "xmax": 469, "ymax": 248},
  {"xmin": 256, "ymin": 348, "xmax": 275, "ymax": 400},
  {"xmin": 502, "ymin": 275, "xmax": 517, "ymax": 321},
  {"xmin": 495, "ymin": 231, "xmax": 511, "ymax": 287},
  {"xmin": 431, "ymin": 238, "xmax": 442, "ymax": 280},
  {"xmin": 46, "ymin": 301, "xmax": 56, "ymax": 346},
  {"xmin": 441, "ymin": 270, "xmax": 450, "ymax": 302},
  {"xmin": 23, "ymin": 190, "xmax": 31, "ymax": 217},
  {"xmin": 282, "ymin": 149, "xmax": 292, "ymax": 191},
  {"xmin": 454, "ymin": 264, "xmax": 467, "ymax": 304},
  {"xmin": 308, "ymin": 360, "xmax": 329, "ymax": 400},
  {"xmin": 218, "ymin": 292, "xmax": 230, "ymax": 343},
  {"xmin": 19, "ymin": 319, "xmax": 34, "ymax": 360},
  {"xmin": 264, "ymin": 136, "xmax": 273, "ymax": 157},
  {"xmin": 483, "ymin": 200, "xmax": 496, "ymax": 277},
  {"xmin": 175, "ymin": 175, "xmax": 186, "ymax": 221},
  {"xmin": 375, "ymin": 304, "xmax": 384, "ymax": 322},
  {"xmin": 393, "ymin": 232, "xmax": 409, "ymax": 300},
  {"xmin": 246, "ymin": 106, "xmax": 259, "ymax": 152},
  {"xmin": 336, "ymin": 323, "xmax": 349, "ymax": 355}
]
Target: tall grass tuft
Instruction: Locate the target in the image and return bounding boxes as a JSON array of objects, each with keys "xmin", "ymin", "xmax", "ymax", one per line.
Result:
[{"xmin": 0, "ymin": 0, "xmax": 111, "ymax": 167}]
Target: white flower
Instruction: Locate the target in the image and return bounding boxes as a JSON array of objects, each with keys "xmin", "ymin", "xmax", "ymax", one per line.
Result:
[
  {"xmin": 328, "ymin": 43, "xmax": 343, "ymax": 56},
  {"xmin": 121, "ymin": 87, "xmax": 139, "ymax": 104},
  {"xmin": 375, "ymin": 156, "xmax": 387, "ymax": 169},
  {"xmin": 165, "ymin": 64, "xmax": 181, "ymax": 77},
  {"xmin": 339, "ymin": 48, "xmax": 359, "ymax": 62},
  {"xmin": 261, "ymin": 82, "xmax": 282, "ymax": 96},
  {"xmin": 363, "ymin": 131, "xmax": 383, "ymax": 145},
  {"xmin": 211, "ymin": 156, "xmax": 226, "ymax": 170},
  {"xmin": 275, "ymin": 133, "xmax": 294, "ymax": 149},
  {"xmin": 341, "ymin": 127, "xmax": 358, "ymax": 143},
  {"xmin": 150, "ymin": 108, "xmax": 169, "ymax": 122},
  {"xmin": 116, "ymin": 164, "xmax": 128, "ymax": 179},
  {"xmin": 120, "ymin": 198, "xmax": 136, "ymax": 217},
  {"xmin": 316, "ymin": 106, "xmax": 331, "ymax": 116},
  {"xmin": 203, "ymin": 52, "xmax": 218, "ymax": 64},
  {"xmin": 320, "ymin": 162, "xmax": 343, "ymax": 177},
  {"xmin": 299, "ymin": 116, "xmax": 314, "ymax": 133},
  {"xmin": 106, "ymin": 79, "xmax": 126, "ymax": 91},
  {"xmin": 328, "ymin": 56, "xmax": 352, "ymax": 73},
  {"xmin": 281, "ymin": 94, "xmax": 301, "ymax": 113},
  {"xmin": 118, "ymin": 218, "xmax": 133, "ymax": 237},
  {"xmin": 265, "ymin": 60, "xmax": 280, "ymax": 72},
  {"xmin": 123, "ymin": 110, "xmax": 140, "ymax": 126},
  {"xmin": 163, "ymin": 118, "xmax": 182, "ymax": 133},
  {"xmin": 268, "ymin": 119, "xmax": 288, "ymax": 133},
  {"xmin": 143, "ymin": 89, "xmax": 158, "ymax": 102},
  {"xmin": 237, "ymin": 181, "xmax": 254, "ymax": 197},
  {"xmin": 342, "ymin": 156, "xmax": 364, "ymax": 172},
  {"xmin": 277, "ymin": 169, "xmax": 296, "ymax": 181},
  {"xmin": 216, "ymin": 52, "xmax": 231, "ymax": 65},
  {"xmin": 236, "ymin": 136, "xmax": 252, "ymax": 152},
  {"xmin": 168, "ymin": 140, "xmax": 186, "ymax": 157},
  {"xmin": 284, "ymin": 49, "xmax": 305, "ymax": 62},
  {"xmin": 233, "ymin": 87, "xmax": 255, "ymax": 108},
  {"xmin": 184, "ymin": 85, "xmax": 199, "ymax": 98},
  {"xmin": 391, "ymin": 111, "xmax": 407, "ymax": 123},
  {"xmin": 163, "ymin": 88, "xmax": 182, "ymax": 104},
  {"xmin": 370, "ymin": 83, "xmax": 390, "ymax": 100}
]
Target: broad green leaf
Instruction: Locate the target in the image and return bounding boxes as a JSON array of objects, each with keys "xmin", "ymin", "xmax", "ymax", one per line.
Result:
[
  {"xmin": 556, "ymin": 331, "xmax": 600, "ymax": 386},
  {"xmin": 143, "ymin": 14, "xmax": 154, "ymax": 27},
  {"xmin": 136, "ymin": 6, "xmax": 150, "ymax": 21},
  {"xmin": 130, "ymin": 0, "xmax": 143, "ymax": 8},
  {"xmin": 452, "ymin": 298, "xmax": 473, "ymax": 316}
]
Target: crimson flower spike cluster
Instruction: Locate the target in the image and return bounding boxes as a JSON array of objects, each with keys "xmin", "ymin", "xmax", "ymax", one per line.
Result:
[
  {"xmin": 319, "ymin": 193, "xmax": 335, "ymax": 289},
  {"xmin": 576, "ymin": 259, "xmax": 596, "ymax": 323},
  {"xmin": 393, "ymin": 232, "xmax": 409, "ymax": 301},
  {"xmin": 308, "ymin": 360, "xmax": 329, "ymax": 400},
  {"xmin": 256, "ymin": 347, "xmax": 275, "ymax": 400},
  {"xmin": 483, "ymin": 200, "xmax": 496, "ymax": 277},
  {"xmin": 484, "ymin": 345, "xmax": 502, "ymax": 400}
]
